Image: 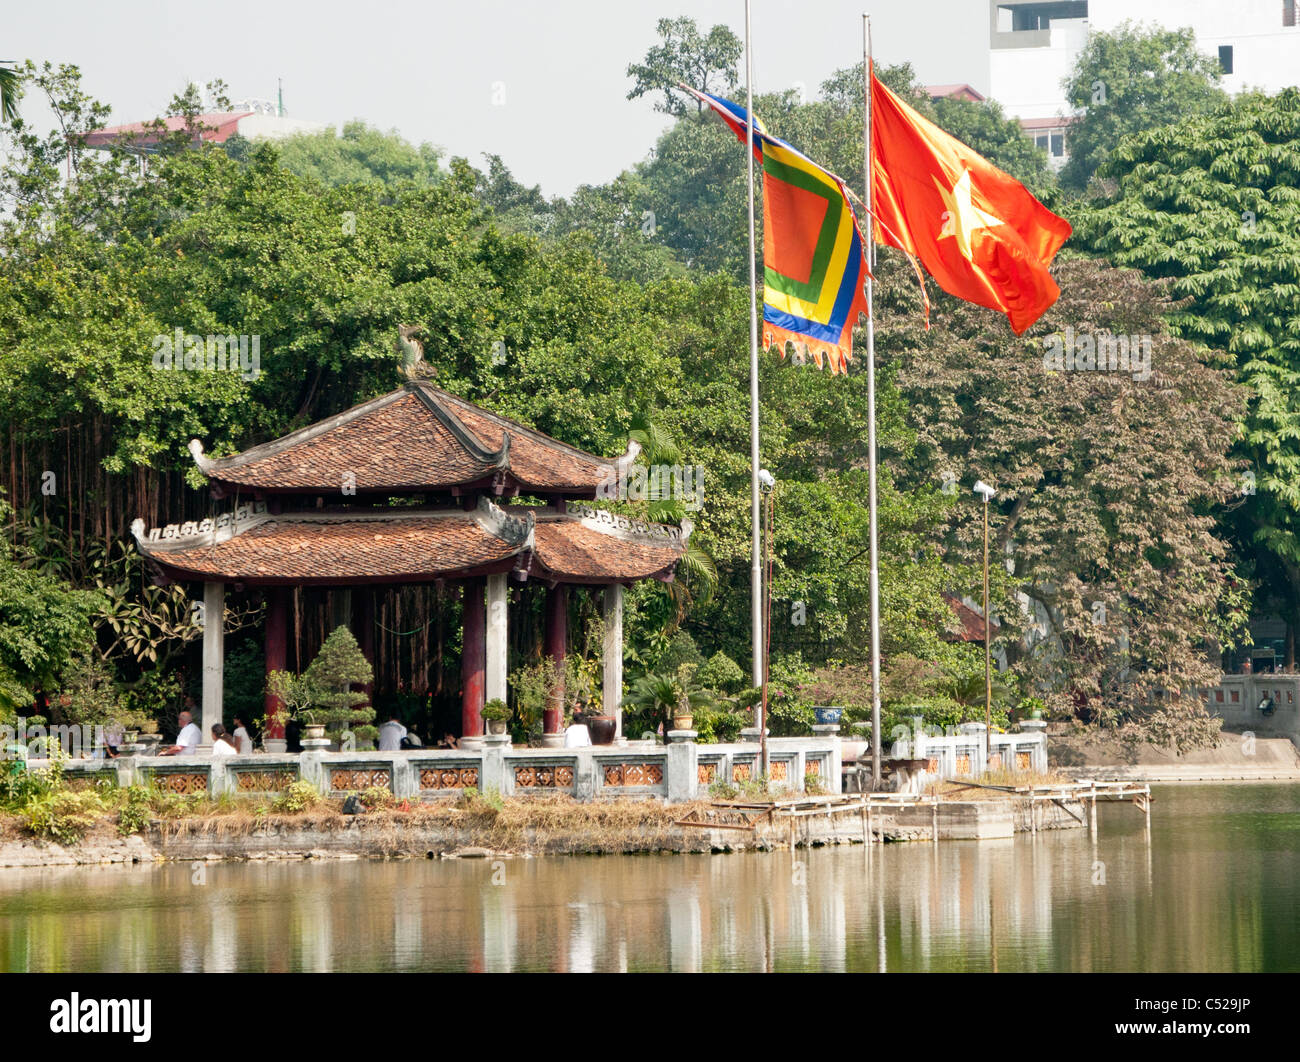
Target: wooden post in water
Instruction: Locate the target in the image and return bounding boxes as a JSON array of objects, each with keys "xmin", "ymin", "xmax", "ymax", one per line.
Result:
[
  {"xmin": 1089, "ymin": 781, "xmax": 1098, "ymax": 841},
  {"xmin": 931, "ymin": 801, "xmax": 939, "ymax": 845}
]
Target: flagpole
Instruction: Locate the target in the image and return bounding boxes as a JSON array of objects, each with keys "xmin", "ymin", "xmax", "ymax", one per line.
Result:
[
  {"xmin": 744, "ymin": 0, "xmax": 767, "ymax": 774},
  {"xmin": 863, "ymin": 13, "xmax": 883, "ymax": 789}
]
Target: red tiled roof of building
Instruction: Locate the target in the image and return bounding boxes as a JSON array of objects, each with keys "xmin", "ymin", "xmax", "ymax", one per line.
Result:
[
  {"xmin": 132, "ymin": 500, "xmax": 684, "ymax": 586},
  {"xmin": 943, "ymin": 593, "xmax": 999, "ymax": 642},
  {"xmin": 926, "ymin": 84, "xmax": 986, "ymax": 102},
  {"xmin": 80, "ymin": 113, "xmax": 253, "ymax": 150},
  {"xmin": 190, "ymin": 382, "xmax": 636, "ymax": 497}
]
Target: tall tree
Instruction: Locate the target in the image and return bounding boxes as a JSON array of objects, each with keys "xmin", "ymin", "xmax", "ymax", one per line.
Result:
[
  {"xmin": 1077, "ymin": 89, "xmax": 1300, "ymax": 661},
  {"xmin": 886, "ymin": 251, "xmax": 1246, "ymax": 741},
  {"xmin": 626, "ymin": 16, "xmax": 742, "ymax": 117},
  {"xmin": 1060, "ymin": 22, "xmax": 1226, "ymax": 191}
]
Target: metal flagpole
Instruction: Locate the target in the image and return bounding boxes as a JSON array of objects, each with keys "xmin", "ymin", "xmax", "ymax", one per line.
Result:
[
  {"xmin": 745, "ymin": 0, "xmax": 766, "ymax": 766},
  {"xmin": 863, "ymin": 13, "xmax": 883, "ymax": 788}
]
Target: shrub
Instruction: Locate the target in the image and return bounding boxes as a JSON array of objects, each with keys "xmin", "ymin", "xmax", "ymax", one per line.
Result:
[
  {"xmin": 456, "ymin": 785, "xmax": 504, "ymax": 815},
  {"xmin": 117, "ymin": 785, "xmax": 152, "ymax": 836},
  {"xmin": 699, "ymin": 651, "xmax": 745, "ymax": 694},
  {"xmin": 22, "ymin": 789, "xmax": 104, "ymax": 843},
  {"xmin": 708, "ymin": 780, "xmax": 739, "ymax": 800},
  {"xmin": 274, "ymin": 779, "xmax": 322, "ymax": 813},
  {"xmin": 358, "ymin": 785, "xmax": 395, "ymax": 810},
  {"xmin": 804, "ymin": 772, "xmax": 826, "ymax": 796}
]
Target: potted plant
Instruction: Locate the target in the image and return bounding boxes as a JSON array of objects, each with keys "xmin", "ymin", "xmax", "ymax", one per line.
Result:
[
  {"xmin": 482, "ymin": 698, "xmax": 511, "ymax": 736},
  {"xmin": 626, "ymin": 663, "xmax": 714, "ymax": 735}
]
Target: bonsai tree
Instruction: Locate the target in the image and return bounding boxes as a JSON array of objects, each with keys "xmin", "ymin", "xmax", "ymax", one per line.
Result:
[
  {"xmin": 264, "ymin": 669, "xmax": 319, "ymax": 730},
  {"xmin": 302, "ymin": 627, "xmax": 376, "ymax": 747},
  {"xmin": 482, "ymin": 698, "xmax": 511, "ymax": 722}
]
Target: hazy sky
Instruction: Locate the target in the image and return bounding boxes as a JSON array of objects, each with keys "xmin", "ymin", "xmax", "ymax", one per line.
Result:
[{"xmin": 7, "ymin": 1, "xmax": 989, "ymax": 196}]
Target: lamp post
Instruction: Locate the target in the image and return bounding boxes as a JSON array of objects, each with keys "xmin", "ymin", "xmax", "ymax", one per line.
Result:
[
  {"xmin": 759, "ymin": 468, "xmax": 775, "ymax": 779},
  {"xmin": 973, "ymin": 481, "xmax": 996, "ymax": 770}
]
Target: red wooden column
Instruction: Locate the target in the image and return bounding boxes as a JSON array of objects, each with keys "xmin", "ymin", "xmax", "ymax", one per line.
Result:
[
  {"xmin": 461, "ymin": 578, "xmax": 486, "ymax": 739},
  {"xmin": 264, "ymin": 586, "xmax": 289, "ymax": 738},
  {"xmin": 543, "ymin": 583, "xmax": 568, "ymax": 738}
]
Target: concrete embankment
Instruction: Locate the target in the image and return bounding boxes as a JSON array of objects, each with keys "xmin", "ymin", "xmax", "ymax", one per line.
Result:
[
  {"xmin": 0, "ymin": 795, "xmax": 1087, "ymax": 869},
  {"xmin": 1053, "ymin": 735, "xmax": 1300, "ymax": 783}
]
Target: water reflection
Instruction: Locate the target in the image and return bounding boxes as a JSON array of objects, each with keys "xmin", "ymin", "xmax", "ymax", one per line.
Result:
[{"xmin": 1, "ymin": 786, "xmax": 1297, "ymax": 972}]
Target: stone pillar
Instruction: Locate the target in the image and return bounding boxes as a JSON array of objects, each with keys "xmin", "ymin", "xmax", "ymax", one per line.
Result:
[
  {"xmin": 666, "ymin": 741, "xmax": 698, "ymax": 803},
  {"xmin": 461, "ymin": 578, "xmax": 486, "ymax": 741},
  {"xmin": 602, "ymin": 584, "xmax": 624, "ymax": 739},
  {"xmin": 264, "ymin": 586, "xmax": 289, "ymax": 741},
  {"xmin": 542, "ymin": 583, "xmax": 568, "ymax": 743},
  {"xmin": 202, "ymin": 581, "xmax": 225, "ymax": 749},
  {"xmin": 486, "ymin": 573, "xmax": 508, "ymax": 705}
]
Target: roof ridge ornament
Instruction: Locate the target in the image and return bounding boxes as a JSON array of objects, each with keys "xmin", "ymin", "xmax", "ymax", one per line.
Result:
[
  {"xmin": 188, "ymin": 439, "xmax": 214, "ymax": 473},
  {"xmin": 565, "ymin": 501, "xmax": 686, "ymax": 546},
  {"xmin": 476, "ymin": 496, "xmax": 534, "ymax": 549},
  {"xmin": 132, "ymin": 499, "xmax": 269, "ymax": 552}
]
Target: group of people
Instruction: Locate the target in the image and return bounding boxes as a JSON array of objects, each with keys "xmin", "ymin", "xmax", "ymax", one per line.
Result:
[
  {"xmin": 153, "ymin": 710, "xmax": 599, "ymax": 755},
  {"xmin": 158, "ymin": 711, "xmax": 254, "ymax": 757}
]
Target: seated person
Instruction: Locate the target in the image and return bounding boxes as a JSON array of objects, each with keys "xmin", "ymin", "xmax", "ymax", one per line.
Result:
[
  {"xmin": 210, "ymin": 723, "xmax": 239, "ymax": 757},
  {"xmin": 564, "ymin": 711, "xmax": 591, "ymax": 749},
  {"xmin": 377, "ymin": 715, "xmax": 407, "ymax": 752},
  {"xmin": 160, "ymin": 711, "xmax": 201, "ymax": 756}
]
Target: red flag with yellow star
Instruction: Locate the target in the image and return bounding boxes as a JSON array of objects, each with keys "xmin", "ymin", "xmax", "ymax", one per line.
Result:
[{"xmin": 870, "ymin": 71, "xmax": 1071, "ymax": 335}]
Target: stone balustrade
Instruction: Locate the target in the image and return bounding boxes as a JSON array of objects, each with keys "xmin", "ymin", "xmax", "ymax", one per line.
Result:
[{"xmin": 47, "ymin": 735, "xmax": 843, "ymax": 804}]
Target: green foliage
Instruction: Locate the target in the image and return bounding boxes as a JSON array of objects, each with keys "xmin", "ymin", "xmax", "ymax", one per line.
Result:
[
  {"xmin": 21, "ymin": 788, "xmax": 104, "ymax": 843},
  {"xmin": 358, "ymin": 785, "xmax": 396, "ymax": 810},
  {"xmin": 0, "ymin": 506, "xmax": 100, "ymax": 710},
  {"xmin": 698, "ymin": 651, "xmax": 745, "ymax": 694},
  {"xmin": 1076, "ymin": 88, "xmax": 1300, "ymax": 681},
  {"xmin": 273, "ymin": 779, "xmax": 321, "ymax": 813},
  {"xmin": 116, "ymin": 785, "xmax": 152, "ymax": 835},
  {"xmin": 626, "ymin": 17, "xmax": 742, "ymax": 117},
  {"xmin": 456, "ymin": 785, "xmax": 504, "ymax": 815},
  {"xmin": 273, "ymin": 121, "xmax": 444, "ymax": 189},
  {"xmin": 1060, "ymin": 21, "xmax": 1226, "ymax": 191},
  {"xmin": 481, "ymin": 698, "xmax": 510, "ymax": 722},
  {"xmin": 267, "ymin": 627, "xmax": 375, "ymax": 743}
]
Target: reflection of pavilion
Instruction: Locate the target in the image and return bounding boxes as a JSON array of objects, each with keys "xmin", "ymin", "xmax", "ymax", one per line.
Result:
[{"xmin": 131, "ymin": 380, "xmax": 688, "ymax": 746}]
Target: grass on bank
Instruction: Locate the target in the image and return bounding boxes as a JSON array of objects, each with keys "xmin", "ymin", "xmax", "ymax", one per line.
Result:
[{"xmin": 0, "ymin": 762, "xmax": 695, "ymax": 852}]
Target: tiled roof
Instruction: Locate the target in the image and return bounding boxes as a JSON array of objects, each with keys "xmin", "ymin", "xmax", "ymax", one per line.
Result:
[
  {"xmin": 191, "ymin": 382, "xmax": 632, "ymax": 496},
  {"xmin": 141, "ymin": 512, "xmax": 520, "ymax": 583},
  {"xmin": 133, "ymin": 501, "xmax": 684, "ymax": 585},
  {"xmin": 532, "ymin": 516, "xmax": 683, "ymax": 583}
]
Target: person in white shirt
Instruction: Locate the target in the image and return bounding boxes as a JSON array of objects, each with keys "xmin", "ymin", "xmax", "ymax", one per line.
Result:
[
  {"xmin": 161, "ymin": 711, "xmax": 201, "ymax": 756},
  {"xmin": 210, "ymin": 723, "xmax": 238, "ymax": 757},
  {"xmin": 564, "ymin": 712, "xmax": 591, "ymax": 749},
  {"xmin": 231, "ymin": 716, "xmax": 254, "ymax": 755},
  {"xmin": 377, "ymin": 716, "xmax": 407, "ymax": 752}
]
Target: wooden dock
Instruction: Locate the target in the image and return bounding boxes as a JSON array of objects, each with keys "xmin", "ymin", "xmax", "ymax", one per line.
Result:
[{"xmin": 674, "ymin": 780, "xmax": 1151, "ymax": 844}]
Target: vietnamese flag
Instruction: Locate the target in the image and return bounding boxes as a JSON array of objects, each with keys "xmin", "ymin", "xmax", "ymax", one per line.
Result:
[{"xmin": 871, "ymin": 71, "xmax": 1072, "ymax": 335}]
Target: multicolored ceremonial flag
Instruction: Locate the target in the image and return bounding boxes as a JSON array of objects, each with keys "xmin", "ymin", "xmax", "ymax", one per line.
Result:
[{"xmin": 685, "ymin": 87, "xmax": 870, "ymax": 373}]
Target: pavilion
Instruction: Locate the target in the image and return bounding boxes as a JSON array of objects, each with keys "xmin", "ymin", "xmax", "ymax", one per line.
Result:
[{"xmin": 130, "ymin": 379, "xmax": 689, "ymax": 749}]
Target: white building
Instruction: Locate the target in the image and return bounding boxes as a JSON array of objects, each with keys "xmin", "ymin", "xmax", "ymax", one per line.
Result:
[{"xmin": 988, "ymin": 0, "xmax": 1300, "ymax": 167}]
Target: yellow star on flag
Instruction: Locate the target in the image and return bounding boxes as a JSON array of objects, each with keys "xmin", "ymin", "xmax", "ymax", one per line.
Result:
[{"xmin": 936, "ymin": 169, "xmax": 1005, "ymax": 259}]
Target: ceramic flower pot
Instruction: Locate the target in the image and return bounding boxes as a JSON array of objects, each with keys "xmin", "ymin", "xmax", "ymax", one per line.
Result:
[{"xmin": 587, "ymin": 714, "xmax": 617, "ymax": 745}]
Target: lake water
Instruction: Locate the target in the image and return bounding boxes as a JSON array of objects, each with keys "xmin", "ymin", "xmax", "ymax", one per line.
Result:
[{"xmin": 1, "ymin": 784, "xmax": 1297, "ymax": 972}]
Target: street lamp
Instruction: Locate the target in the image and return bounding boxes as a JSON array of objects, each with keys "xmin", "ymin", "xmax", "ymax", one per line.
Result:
[
  {"xmin": 759, "ymin": 468, "xmax": 775, "ymax": 779},
  {"xmin": 973, "ymin": 481, "xmax": 996, "ymax": 771}
]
